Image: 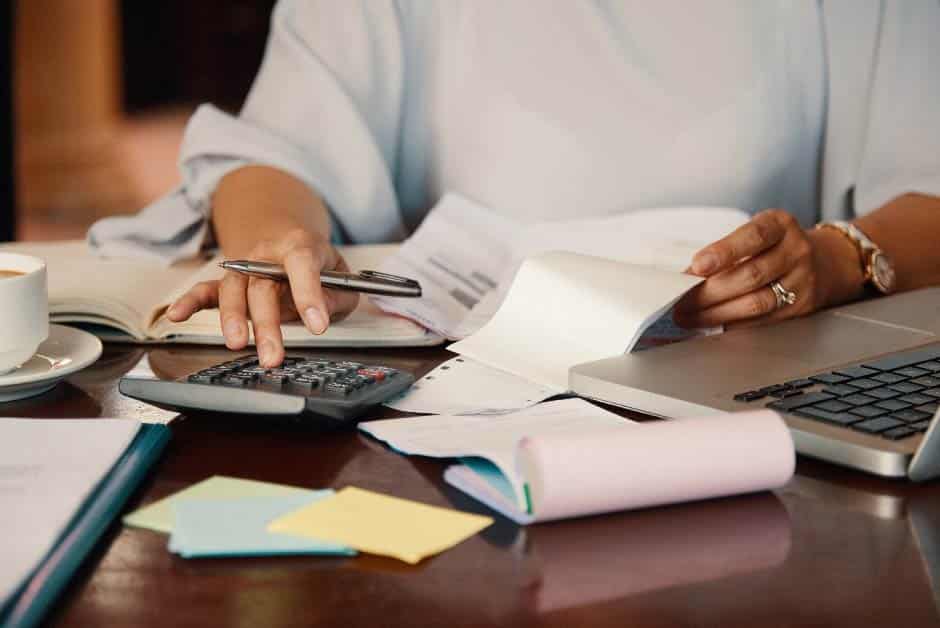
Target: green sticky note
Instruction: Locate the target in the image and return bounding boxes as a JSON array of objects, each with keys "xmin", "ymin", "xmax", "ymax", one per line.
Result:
[{"xmin": 123, "ymin": 476, "xmax": 313, "ymax": 534}]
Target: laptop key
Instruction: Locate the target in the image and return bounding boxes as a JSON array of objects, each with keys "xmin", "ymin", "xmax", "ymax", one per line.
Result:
[
  {"xmin": 834, "ymin": 366, "xmax": 879, "ymax": 379},
  {"xmin": 849, "ymin": 405, "xmax": 889, "ymax": 419},
  {"xmin": 882, "ymin": 426, "xmax": 917, "ymax": 440},
  {"xmin": 891, "ymin": 409, "xmax": 932, "ymax": 423},
  {"xmin": 866, "ymin": 387, "xmax": 902, "ymax": 400},
  {"xmin": 767, "ymin": 391, "xmax": 834, "ymax": 412},
  {"xmin": 912, "ymin": 376, "xmax": 940, "ymax": 388},
  {"xmin": 793, "ymin": 407, "xmax": 862, "ymax": 426},
  {"xmin": 918, "ymin": 361, "xmax": 940, "ymax": 372},
  {"xmin": 896, "ymin": 367, "xmax": 930, "ymax": 378},
  {"xmin": 889, "ymin": 382, "xmax": 924, "ymax": 394},
  {"xmin": 899, "ymin": 393, "xmax": 933, "ymax": 406},
  {"xmin": 814, "ymin": 400, "xmax": 852, "ymax": 413},
  {"xmin": 841, "ymin": 393, "xmax": 878, "ymax": 406},
  {"xmin": 916, "ymin": 403, "xmax": 939, "ymax": 415},
  {"xmin": 823, "ymin": 384, "xmax": 861, "ymax": 397},
  {"xmin": 785, "ymin": 378, "xmax": 814, "ymax": 389},
  {"xmin": 771, "ymin": 389, "xmax": 803, "ymax": 399},
  {"xmin": 912, "ymin": 421, "xmax": 932, "ymax": 432},
  {"xmin": 852, "ymin": 417, "xmax": 906, "ymax": 434},
  {"xmin": 810, "ymin": 373, "xmax": 850, "ymax": 385},
  {"xmin": 874, "ymin": 399, "xmax": 912, "ymax": 412},
  {"xmin": 925, "ymin": 388, "xmax": 940, "ymax": 399},
  {"xmin": 863, "ymin": 345, "xmax": 940, "ymax": 371},
  {"xmin": 872, "ymin": 372, "xmax": 906, "ymax": 385},
  {"xmin": 734, "ymin": 390, "xmax": 766, "ymax": 402},
  {"xmin": 759, "ymin": 384, "xmax": 790, "ymax": 395},
  {"xmin": 847, "ymin": 378, "xmax": 882, "ymax": 390}
]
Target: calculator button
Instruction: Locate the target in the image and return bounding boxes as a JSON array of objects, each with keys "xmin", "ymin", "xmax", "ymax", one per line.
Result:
[
  {"xmin": 358, "ymin": 368, "xmax": 386, "ymax": 381},
  {"xmin": 325, "ymin": 382, "xmax": 353, "ymax": 396},
  {"xmin": 220, "ymin": 375, "xmax": 250, "ymax": 387},
  {"xmin": 261, "ymin": 374, "xmax": 288, "ymax": 388},
  {"xmin": 188, "ymin": 374, "xmax": 217, "ymax": 384}
]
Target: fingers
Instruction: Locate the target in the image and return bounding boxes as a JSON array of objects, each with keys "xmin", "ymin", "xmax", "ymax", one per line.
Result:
[
  {"xmin": 166, "ymin": 281, "xmax": 220, "ymax": 322},
  {"xmin": 218, "ymin": 271, "xmax": 250, "ymax": 350},
  {"xmin": 282, "ymin": 247, "xmax": 331, "ymax": 335},
  {"xmin": 678, "ymin": 228, "xmax": 811, "ymax": 314},
  {"xmin": 679, "ymin": 267, "xmax": 808, "ymax": 329},
  {"xmin": 247, "ymin": 276, "xmax": 286, "ymax": 368},
  {"xmin": 690, "ymin": 209, "xmax": 793, "ymax": 276}
]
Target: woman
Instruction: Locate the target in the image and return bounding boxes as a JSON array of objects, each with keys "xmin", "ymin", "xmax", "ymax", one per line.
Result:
[{"xmin": 90, "ymin": 1, "xmax": 940, "ymax": 368}]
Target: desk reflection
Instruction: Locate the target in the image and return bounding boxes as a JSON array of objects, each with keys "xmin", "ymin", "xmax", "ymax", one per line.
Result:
[{"xmin": 525, "ymin": 493, "xmax": 791, "ymax": 612}]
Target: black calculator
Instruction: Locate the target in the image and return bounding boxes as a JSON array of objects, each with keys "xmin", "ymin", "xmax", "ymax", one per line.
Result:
[{"xmin": 119, "ymin": 355, "xmax": 415, "ymax": 426}]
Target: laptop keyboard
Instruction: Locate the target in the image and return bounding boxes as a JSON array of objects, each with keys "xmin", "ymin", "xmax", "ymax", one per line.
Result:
[{"xmin": 734, "ymin": 344, "xmax": 940, "ymax": 441}]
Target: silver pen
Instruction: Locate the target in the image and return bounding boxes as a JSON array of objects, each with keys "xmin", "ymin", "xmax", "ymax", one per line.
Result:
[{"xmin": 218, "ymin": 260, "xmax": 422, "ymax": 298}]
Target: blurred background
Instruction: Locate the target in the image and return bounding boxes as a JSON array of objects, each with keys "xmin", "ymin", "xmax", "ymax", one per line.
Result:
[{"xmin": 2, "ymin": 0, "xmax": 276, "ymax": 242}]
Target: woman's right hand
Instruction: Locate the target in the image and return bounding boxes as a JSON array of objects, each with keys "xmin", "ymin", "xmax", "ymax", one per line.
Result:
[{"xmin": 165, "ymin": 228, "xmax": 360, "ymax": 368}]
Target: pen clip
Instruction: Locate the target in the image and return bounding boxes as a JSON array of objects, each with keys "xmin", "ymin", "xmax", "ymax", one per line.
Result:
[{"xmin": 358, "ymin": 270, "xmax": 421, "ymax": 288}]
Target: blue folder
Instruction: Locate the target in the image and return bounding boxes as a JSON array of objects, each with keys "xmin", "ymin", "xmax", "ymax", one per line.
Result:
[{"xmin": 0, "ymin": 423, "xmax": 170, "ymax": 628}]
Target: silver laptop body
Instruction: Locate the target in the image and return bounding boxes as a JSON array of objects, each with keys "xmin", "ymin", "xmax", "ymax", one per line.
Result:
[{"xmin": 570, "ymin": 287, "xmax": 940, "ymax": 481}]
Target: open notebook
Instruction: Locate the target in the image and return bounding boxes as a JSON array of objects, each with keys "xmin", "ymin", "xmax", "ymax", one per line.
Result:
[{"xmin": 0, "ymin": 241, "xmax": 441, "ymax": 347}]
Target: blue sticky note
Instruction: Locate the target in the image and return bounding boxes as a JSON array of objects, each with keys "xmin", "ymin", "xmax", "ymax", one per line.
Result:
[{"xmin": 168, "ymin": 492, "xmax": 355, "ymax": 558}]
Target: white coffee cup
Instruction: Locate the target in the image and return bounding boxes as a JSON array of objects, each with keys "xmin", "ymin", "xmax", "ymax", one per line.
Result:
[{"xmin": 0, "ymin": 252, "xmax": 49, "ymax": 375}]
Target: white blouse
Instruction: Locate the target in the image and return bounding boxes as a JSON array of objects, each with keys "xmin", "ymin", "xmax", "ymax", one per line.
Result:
[{"xmin": 88, "ymin": 0, "xmax": 940, "ymax": 263}]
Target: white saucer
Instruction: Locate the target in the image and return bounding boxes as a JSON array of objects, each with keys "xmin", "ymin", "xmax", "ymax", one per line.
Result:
[{"xmin": 0, "ymin": 324, "xmax": 103, "ymax": 402}]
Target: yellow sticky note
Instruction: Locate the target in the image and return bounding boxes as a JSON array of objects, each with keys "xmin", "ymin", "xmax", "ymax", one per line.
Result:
[
  {"xmin": 124, "ymin": 476, "xmax": 311, "ymax": 533},
  {"xmin": 268, "ymin": 487, "xmax": 493, "ymax": 564}
]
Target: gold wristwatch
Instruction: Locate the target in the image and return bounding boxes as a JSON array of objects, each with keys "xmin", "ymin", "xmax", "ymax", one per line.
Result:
[{"xmin": 816, "ymin": 221, "xmax": 896, "ymax": 295}]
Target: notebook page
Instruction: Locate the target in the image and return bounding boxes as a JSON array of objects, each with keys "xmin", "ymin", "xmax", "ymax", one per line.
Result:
[
  {"xmin": 450, "ymin": 251, "xmax": 702, "ymax": 391},
  {"xmin": 148, "ymin": 244, "xmax": 437, "ymax": 346},
  {"xmin": 0, "ymin": 241, "xmax": 199, "ymax": 339}
]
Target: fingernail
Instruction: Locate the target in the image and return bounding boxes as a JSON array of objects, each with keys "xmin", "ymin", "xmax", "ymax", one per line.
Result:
[
  {"xmin": 692, "ymin": 252, "xmax": 718, "ymax": 275},
  {"xmin": 258, "ymin": 339, "xmax": 274, "ymax": 365},
  {"xmin": 304, "ymin": 307, "xmax": 328, "ymax": 335},
  {"xmin": 223, "ymin": 318, "xmax": 242, "ymax": 340}
]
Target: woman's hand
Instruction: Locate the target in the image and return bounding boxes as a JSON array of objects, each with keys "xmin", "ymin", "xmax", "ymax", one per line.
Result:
[
  {"xmin": 165, "ymin": 228, "xmax": 359, "ymax": 367},
  {"xmin": 674, "ymin": 209, "xmax": 865, "ymax": 329}
]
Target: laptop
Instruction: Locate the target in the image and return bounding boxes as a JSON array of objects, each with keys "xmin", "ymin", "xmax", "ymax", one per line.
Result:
[{"xmin": 569, "ymin": 286, "xmax": 940, "ymax": 481}]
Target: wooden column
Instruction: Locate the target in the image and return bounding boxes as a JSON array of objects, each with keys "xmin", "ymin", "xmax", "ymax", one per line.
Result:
[{"xmin": 15, "ymin": 0, "xmax": 133, "ymax": 222}]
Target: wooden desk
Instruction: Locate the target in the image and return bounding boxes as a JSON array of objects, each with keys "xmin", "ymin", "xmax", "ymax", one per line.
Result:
[{"xmin": 4, "ymin": 344, "xmax": 940, "ymax": 627}]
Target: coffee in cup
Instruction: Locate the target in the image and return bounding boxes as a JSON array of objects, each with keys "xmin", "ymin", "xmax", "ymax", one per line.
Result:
[{"xmin": 0, "ymin": 253, "xmax": 49, "ymax": 374}]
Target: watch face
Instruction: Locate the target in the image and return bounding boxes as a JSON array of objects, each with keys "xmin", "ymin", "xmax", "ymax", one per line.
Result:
[{"xmin": 871, "ymin": 252, "xmax": 897, "ymax": 294}]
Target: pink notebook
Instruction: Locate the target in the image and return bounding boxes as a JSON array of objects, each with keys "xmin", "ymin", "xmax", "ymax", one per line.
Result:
[{"xmin": 442, "ymin": 409, "xmax": 794, "ymax": 524}]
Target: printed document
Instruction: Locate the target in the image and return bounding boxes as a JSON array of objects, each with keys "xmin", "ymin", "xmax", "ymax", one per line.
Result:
[{"xmin": 372, "ymin": 194, "xmax": 749, "ymax": 340}]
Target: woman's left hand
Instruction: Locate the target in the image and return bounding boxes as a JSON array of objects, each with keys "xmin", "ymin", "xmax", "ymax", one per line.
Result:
[{"xmin": 673, "ymin": 209, "xmax": 864, "ymax": 329}]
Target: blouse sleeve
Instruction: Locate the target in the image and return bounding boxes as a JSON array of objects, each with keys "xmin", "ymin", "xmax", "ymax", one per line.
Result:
[
  {"xmin": 88, "ymin": 0, "xmax": 408, "ymax": 264},
  {"xmin": 853, "ymin": 0, "xmax": 940, "ymax": 215},
  {"xmin": 821, "ymin": 0, "xmax": 940, "ymax": 221}
]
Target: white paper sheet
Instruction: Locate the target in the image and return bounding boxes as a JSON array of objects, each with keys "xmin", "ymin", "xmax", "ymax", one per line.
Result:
[
  {"xmin": 383, "ymin": 356, "xmax": 559, "ymax": 415},
  {"xmin": 360, "ymin": 398, "xmax": 631, "ymax": 509},
  {"xmin": 373, "ymin": 194, "xmax": 749, "ymax": 340},
  {"xmin": 450, "ymin": 251, "xmax": 703, "ymax": 391},
  {"xmin": 0, "ymin": 418, "xmax": 141, "ymax": 608}
]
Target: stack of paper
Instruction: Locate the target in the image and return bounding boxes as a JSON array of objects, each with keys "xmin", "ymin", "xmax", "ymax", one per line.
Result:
[{"xmin": 124, "ymin": 476, "xmax": 492, "ymax": 564}]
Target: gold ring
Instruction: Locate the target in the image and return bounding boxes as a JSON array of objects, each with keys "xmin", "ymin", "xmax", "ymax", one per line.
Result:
[{"xmin": 770, "ymin": 280, "xmax": 797, "ymax": 309}]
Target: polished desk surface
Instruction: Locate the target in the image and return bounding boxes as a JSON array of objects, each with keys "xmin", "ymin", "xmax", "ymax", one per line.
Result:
[{"xmin": 4, "ymin": 344, "xmax": 940, "ymax": 628}]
